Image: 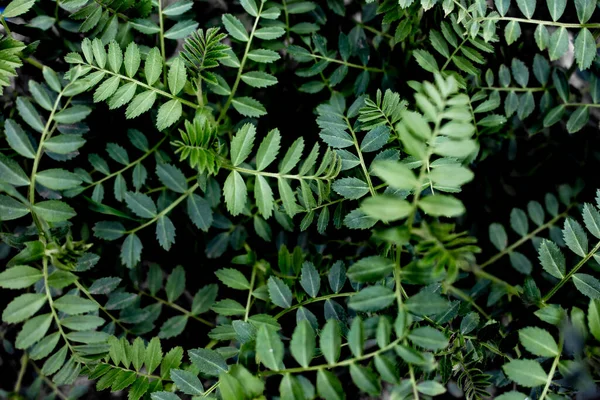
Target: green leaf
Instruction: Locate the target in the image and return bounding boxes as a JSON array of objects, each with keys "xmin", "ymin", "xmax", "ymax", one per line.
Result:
[
  {"xmin": 347, "ymin": 256, "xmax": 394, "ymax": 283},
  {"xmin": 241, "ymin": 71, "xmax": 278, "ymax": 88},
  {"xmin": 124, "ymin": 42, "xmax": 141, "ymax": 78},
  {"xmin": 566, "ymin": 106, "xmax": 589, "ymax": 133},
  {"xmin": 240, "ymin": 0, "xmax": 259, "ymax": 16},
  {"xmin": 350, "ymin": 364, "xmax": 381, "ymax": 396},
  {"xmin": 120, "ymin": 234, "xmax": 142, "ymax": 268},
  {"xmin": 256, "ymin": 324, "xmax": 284, "ymax": 370},
  {"xmin": 563, "ymin": 218, "xmax": 588, "ymax": 257},
  {"xmin": 166, "ymin": 265, "xmax": 185, "ymax": 302},
  {"xmin": 44, "ymin": 134, "xmax": 85, "ymax": 154},
  {"xmin": 33, "ymin": 200, "xmax": 76, "ymax": 222},
  {"xmin": 494, "ymin": 0, "xmax": 510, "ymax": 16},
  {"xmin": 125, "ymin": 90, "xmax": 157, "ymax": 119},
  {"xmin": 231, "ymin": 123, "xmax": 256, "ymax": 167},
  {"xmin": 413, "ymin": 49, "xmax": 439, "ymax": 73},
  {"xmin": 16, "ymin": 313, "xmax": 52, "ymax": 349},
  {"xmin": 224, "ymin": 170, "xmax": 247, "ymax": 216},
  {"xmin": 189, "ymin": 348, "xmax": 228, "ymax": 377},
  {"xmin": 107, "ymin": 40, "xmax": 123, "ymax": 73},
  {"xmin": 419, "ymin": 195, "xmax": 465, "ymax": 217},
  {"xmin": 496, "ymin": 392, "xmax": 528, "ymax": 400},
  {"xmin": 332, "ymin": 177, "xmax": 370, "ymax": 200},
  {"xmin": 219, "ymin": 372, "xmax": 244, "ymax": 400},
  {"xmin": 547, "ymin": 0, "xmax": 566, "ymax": 21},
  {"xmin": 156, "ymin": 164, "xmax": 187, "ymax": 194},
  {"xmin": 408, "ymin": 326, "xmax": 449, "ymax": 350},
  {"xmin": 164, "ymin": 20, "xmax": 199, "ymax": 39},
  {"xmin": 538, "ymin": 239, "xmax": 565, "ymax": 279},
  {"xmin": 17, "ymin": 97, "xmax": 45, "ymax": 133},
  {"xmin": 248, "ymin": 49, "xmax": 281, "ymax": 63},
  {"xmin": 575, "ymin": 0, "xmax": 596, "ymax": 23},
  {"xmin": 254, "ymin": 26, "xmax": 285, "ymax": 40},
  {"xmin": 168, "ymin": 57, "xmax": 187, "ymax": 95},
  {"xmin": 504, "ymin": 21, "xmax": 522, "ymax": 45},
  {"xmin": 317, "ymin": 369, "xmax": 345, "ymax": 400},
  {"xmin": 3, "ymin": 0, "xmax": 35, "ymax": 18},
  {"xmin": 36, "ymin": 169, "xmax": 82, "ymax": 190},
  {"xmin": 171, "ymin": 369, "xmax": 203, "ymax": 395},
  {"xmin": 267, "ymin": 276, "xmax": 292, "ymax": 308},
  {"xmin": 256, "ymin": 128, "xmax": 281, "ymax": 171},
  {"xmin": 502, "ymin": 360, "xmax": 548, "ymax": 387},
  {"xmin": 2, "ymin": 293, "xmax": 46, "ymax": 323},
  {"xmin": 156, "ymin": 99, "xmax": 183, "ymax": 131},
  {"xmin": 54, "ymin": 295, "xmax": 98, "ymax": 315},
  {"xmin": 232, "ymin": 96, "xmax": 267, "ymax": 117},
  {"xmin": 163, "ymin": 0, "xmax": 193, "ymax": 15},
  {"xmin": 405, "ymin": 292, "xmax": 449, "ymax": 316},
  {"xmin": 372, "ymin": 160, "xmax": 418, "ymax": 190},
  {"xmin": 125, "ymin": 192, "xmax": 157, "ymax": 218},
  {"xmin": 573, "ymin": 273, "xmax": 600, "ymax": 299},
  {"xmin": 279, "ymin": 137, "xmax": 304, "ymax": 174},
  {"xmin": 145, "ymin": 47, "xmax": 162, "ymax": 86},
  {"xmin": 588, "ymin": 299, "xmax": 600, "ymax": 341},
  {"xmin": 548, "ymin": 27, "xmax": 568, "ymax": 61},
  {"xmin": 417, "ymin": 381, "xmax": 446, "ymax": 396},
  {"xmin": 0, "ymin": 153, "xmax": 30, "ymax": 186},
  {"xmin": 211, "ymin": 299, "xmax": 245, "ymax": 316},
  {"xmin": 5, "ymin": 120, "xmax": 35, "ymax": 158},
  {"xmin": 320, "ymin": 319, "xmax": 341, "ymax": 364},
  {"xmin": 516, "ymin": 0, "xmax": 535, "ymax": 18},
  {"xmin": 222, "ymin": 14, "xmax": 249, "ymax": 41},
  {"xmin": 349, "ymin": 285, "xmax": 395, "ymax": 312},
  {"xmin": 518, "ymin": 327, "xmax": 559, "ymax": 357},
  {"xmin": 0, "ymin": 195, "xmax": 29, "ymax": 221},
  {"xmin": 300, "ymin": 262, "xmax": 320, "ymax": 298},
  {"xmin": 290, "ymin": 320, "xmax": 315, "ymax": 368},
  {"xmin": 145, "ymin": 337, "xmax": 163, "ymax": 374},
  {"xmin": 0, "ymin": 265, "xmax": 42, "ymax": 289},
  {"xmin": 489, "ymin": 223, "xmax": 508, "ymax": 251},
  {"xmin": 215, "ymin": 268, "xmax": 250, "ymax": 290}
]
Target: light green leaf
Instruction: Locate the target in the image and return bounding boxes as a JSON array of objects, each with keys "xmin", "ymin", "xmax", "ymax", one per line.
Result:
[
  {"xmin": 547, "ymin": 0, "xmax": 567, "ymax": 21},
  {"xmin": 518, "ymin": 327, "xmax": 559, "ymax": 357},
  {"xmin": 372, "ymin": 160, "xmax": 418, "ymax": 190},
  {"xmin": 575, "ymin": 0, "xmax": 596, "ymax": 23},
  {"xmin": 567, "ymin": 106, "xmax": 589, "ymax": 133},
  {"xmin": 3, "ymin": 0, "xmax": 35, "ymax": 18},
  {"xmin": 256, "ymin": 325, "xmax": 284, "ymax": 370},
  {"xmin": 347, "ymin": 256, "xmax": 394, "ymax": 283},
  {"xmin": 538, "ymin": 239, "xmax": 565, "ymax": 279},
  {"xmin": 222, "ymin": 14, "xmax": 249, "ymax": 41},
  {"xmin": 5, "ymin": 119, "xmax": 35, "ymax": 158},
  {"xmin": 588, "ymin": 299, "xmax": 600, "ymax": 341},
  {"xmin": 256, "ymin": 128, "xmax": 281, "ymax": 171},
  {"xmin": 224, "ymin": 170, "xmax": 247, "ymax": 216},
  {"xmin": 563, "ymin": 218, "xmax": 588, "ymax": 257},
  {"xmin": 548, "ymin": 27, "xmax": 568, "ymax": 61},
  {"xmin": 16, "ymin": 313, "xmax": 52, "ymax": 349},
  {"xmin": 125, "ymin": 191, "xmax": 157, "ymax": 218},
  {"xmin": 332, "ymin": 177, "xmax": 370, "ymax": 200},
  {"xmin": 267, "ymin": 276, "xmax": 292, "ymax": 308},
  {"xmin": 516, "ymin": 0, "xmax": 535, "ymax": 18},
  {"xmin": 168, "ymin": 57, "xmax": 187, "ymax": 95},
  {"xmin": 171, "ymin": 369, "xmax": 203, "ymax": 395},
  {"xmin": 33, "ymin": 200, "xmax": 76, "ymax": 222},
  {"xmin": 290, "ymin": 320, "xmax": 315, "ymax": 368},
  {"xmin": 349, "ymin": 364, "xmax": 381, "ymax": 396},
  {"xmin": 0, "ymin": 195, "xmax": 30, "ymax": 221},
  {"xmin": 2, "ymin": 293, "xmax": 46, "ymax": 323},
  {"xmin": 231, "ymin": 123, "xmax": 256, "ymax": 167},
  {"xmin": 156, "ymin": 99, "xmax": 183, "ymax": 130},
  {"xmin": 120, "ymin": 234, "xmax": 142, "ymax": 268},
  {"xmin": 145, "ymin": 47, "xmax": 162, "ymax": 86},
  {"xmin": 232, "ymin": 96, "xmax": 266, "ymax": 117},
  {"xmin": 408, "ymin": 326, "xmax": 449, "ymax": 350},
  {"xmin": 241, "ymin": 71, "xmax": 278, "ymax": 88},
  {"xmin": 189, "ymin": 348, "xmax": 228, "ymax": 377},
  {"xmin": 349, "ymin": 285, "xmax": 395, "ymax": 312},
  {"xmin": 321, "ymin": 319, "xmax": 341, "ymax": 365},
  {"xmin": 502, "ymin": 360, "xmax": 548, "ymax": 387},
  {"xmin": 575, "ymin": 29, "xmax": 595, "ymax": 70},
  {"xmin": 124, "ymin": 42, "xmax": 141, "ymax": 78},
  {"xmin": 215, "ymin": 268, "xmax": 250, "ymax": 290},
  {"xmin": 361, "ymin": 195, "xmax": 412, "ymax": 222},
  {"xmin": 573, "ymin": 273, "xmax": 600, "ymax": 299},
  {"xmin": 317, "ymin": 369, "xmax": 345, "ymax": 400},
  {"xmin": 418, "ymin": 195, "xmax": 465, "ymax": 217},
  {"xmin": 125, "ymin": 90, "xmax": 157, "ymax": 119}
]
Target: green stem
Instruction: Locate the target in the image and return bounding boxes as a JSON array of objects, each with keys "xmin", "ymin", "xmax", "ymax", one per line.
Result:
[
  {"xmin": 346, "ymin": 117, "xmax": 376, "ymax": 196},
  {"xmin": 244, "ymin": 264, "xmax": 258, "ymax": 322},
  {"xmin": 157, "ymin": 0, "xmax": 167, "ymax": 87},
  {"xmin": 127, "ymin": 183, "xmax": 199, "ymax": 234},
  {"xmin": 441, "ymin": 36, "xmax": 468, "ymax": 72},
  {"xmin": 75, "ymin": 281, "xmax": 133, "ymax": 335},
  {"xmin": 477, "ymin": 16, "xmax": 600, "ymax": 29},
  {"xmin": 231, "ymin": 165, "xmax": 335, "ymax": 182},
  {"xmin": 216, "ymin": 1, "xmax": 264, "ymax": 124},
  {"xmin": 262, "ymin": 337, "xmax": 403, "ymax": 375},
  {"xmin": 84, "ymin": 136, "xmax": 167, "ymax": 191},
  {"xmin": 1, "ymin": 16, "xmax": 11, "ymax": 35},
  {"xmin": 542, "ymin": 240, "xmax": 600, "ymax": 303},
  {"xmin": 86, "ymin": 64, "xmax": 199, "ymax": 109},
  {"xmin": 30, "ymin": 359, "xmax": 69, "ymax": 400},
  {"xmin": 480, "ymin": 86, "xmax": 547, "ymax": 92},
  {"xmin": 138, "ymin": 289, "xmax": 214, "ymax": 327},
  {"xmin": 302, "ymin": 53, "xmax": 384, "ymax": 72},
  {"xmin": 479, "ymin": 208, "xmax": 571, "ymax": 269},
  {"xmin": 539, "ymin": 336, "xmax": 563, "ymax": 400},
  {"xmin": 14, "ymin": 353, "xmax": 28, "ymax": 393},
  {"xmin": 274, "ymin": 292, "xmax": 356, "ymax": 320},
  {"xmin": 445, "ymin": 284, "xmax": 491, "ymax": 320},
  {"xmin": 563, "ymin": 103, "xmax": 600, "ymax": 108}
]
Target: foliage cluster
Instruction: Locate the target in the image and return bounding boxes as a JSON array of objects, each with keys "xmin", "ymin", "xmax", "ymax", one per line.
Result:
[{"xmin": 0, "ymin": 0, "xmax": 600, "ymax": 399}]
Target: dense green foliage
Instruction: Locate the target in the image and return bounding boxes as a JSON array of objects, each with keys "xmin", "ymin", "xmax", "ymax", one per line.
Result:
[{"xmin": 0, "ymin": 0, "xmax": 600, "ymax": 399}]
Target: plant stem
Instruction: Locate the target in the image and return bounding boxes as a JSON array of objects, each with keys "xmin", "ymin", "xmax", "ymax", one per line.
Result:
[
  {"xmin": 127, "ymin": 183, "xmax": 199, "ymax": 234},
  {"xmin": 346, "ymin": 117, "xmax": 376, "ymax": 196},
  {"xmin": 158, "ymin": 0, "xmax": 167, "ymax": 87},
  {"xmin": 14, "ymin": 353, "xmax": 28, "ymax": 393},
  {"xmin": 244, "ymin": 264, "xmax": 258, "ymax": 322},
  {"xmin": 542, "ymin": 240, "xmax": 600, "ymax": 303},
  {"xmin": 274, "ymin": 292, "xmax": 356, "ymax": 320},
  {"xmin": 479, "ymin": 208, "xmax": 571, "ymax": 269},
  {"xmin": 445, "ymin": 284, "xmax": 492, "ymax": 320},
  {"xmin": 477, "ymin": 16, "xmax": 600, "ymax": 29},
  {"xmin": 138, "ymin": 289, "xmax": 214, "ymax": 327},
  {"xmin": 30, "ymin": 360, "xmax": 69, "ymax": 400},
  {"xmin": 302, "ymin": 53, "xmax": 384, "ymax": 72},
  {"xmin": 539, "ymin": 336, "xmax": 563, "ymax": 400},
  {"xmin": 75, "ymin": 281, "xmax": 133, "ymax": 335},
  {"xmin": 216, "ymin": 1, "xmax": 264, "ymax": 124}
]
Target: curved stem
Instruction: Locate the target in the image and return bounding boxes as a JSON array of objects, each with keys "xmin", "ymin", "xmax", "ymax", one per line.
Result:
[
  {"xmin": 542, "ymin": 240, "xmax": 600, "ymax": 303},
  {"xmin": 216, "ymin": 1, "xmax": 265, "ymax": 124},
  {"xmin": 84, "ymin": 136, "xmax": 167, "ymax": 191},
  {"xmin": 479, "ymin": 208, "xmax": 571, "ymax": 270},
  {"xmin": 477, "ymin": 16, "xmax": 600, "ymax": 29},
  {"xmin": 345, "ymin": 117, "xmax": 376, "ymax": 196},
  {"xmin": 274, "ymin": 292, "xmax": 355, "ymax": 320},
  {"xmin": 138, "ymin": 290, "xmax": 214, "ymax": 327},
  {"xmin": 127, "ymin": 182, "xmax": 199, "ymax": 234},
  {"xmin": 539, "ymin": 336, "xmax": 563, "ymax": 400}
]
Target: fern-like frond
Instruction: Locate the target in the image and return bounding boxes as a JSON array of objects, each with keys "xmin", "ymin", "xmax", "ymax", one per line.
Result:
[
  {"xmin": 181, "ymin": 28, "xmax": 229, "ymax": 85},
  {"xmin": 172, "ymin": 118, "xmax": 220, "ymax": 175},
  {"xmin": 358, "ymin": 88, "xmax": 408, "ymax": 131},
  {"xmin": 0, "ymin": 35, "xmax": 25, "ymax": 95}
]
